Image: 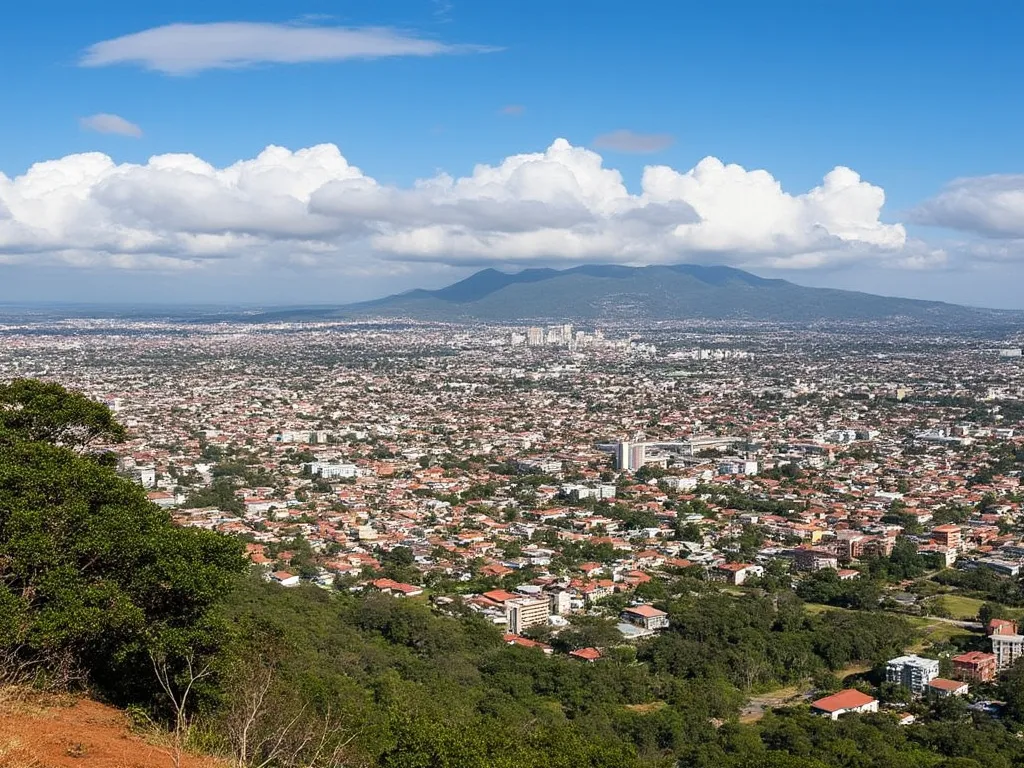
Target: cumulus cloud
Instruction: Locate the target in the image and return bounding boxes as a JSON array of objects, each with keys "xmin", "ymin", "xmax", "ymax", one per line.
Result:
[
  {"xmin": 80, "ymin": 22, "xmax": 496, "ymax": 75},
  {"xmin": 79, "ymin": 113, "xmax": 143, "ymax": 138},
  {"xmin": 911, "ymin": 174, "xmax": 1024, "ymax": 239},
  {"xmin": 593, "ymin": 130, "xmax": 674, "ymax": 154},
  {"xmin": 0, "ymin": 139, "xmax": 910, "ymax": 272}
]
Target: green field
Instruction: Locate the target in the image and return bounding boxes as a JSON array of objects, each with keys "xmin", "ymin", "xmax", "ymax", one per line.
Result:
[{"xmin": 932, "ymin": 594, "xmax": 985, "ymax": 621}]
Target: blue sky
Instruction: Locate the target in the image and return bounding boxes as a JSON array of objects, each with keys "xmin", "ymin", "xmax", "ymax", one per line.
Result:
[{"xmin": 2, "ymin": 0, "xmax": 1023, "ymax": 307}]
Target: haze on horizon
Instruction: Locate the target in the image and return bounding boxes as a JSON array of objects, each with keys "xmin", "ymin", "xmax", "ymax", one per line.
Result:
[{"xmin": 2, "ymin": 1, "xmax": 1024, "ymax": 309}]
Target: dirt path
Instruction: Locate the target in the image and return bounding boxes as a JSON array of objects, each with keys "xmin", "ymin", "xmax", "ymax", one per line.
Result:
[{"xmin": 739, "ymin": 685, "xmax": 805, "ymax": 723}]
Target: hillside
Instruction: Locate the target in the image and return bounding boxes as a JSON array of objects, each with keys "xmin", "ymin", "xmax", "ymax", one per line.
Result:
[
  {"xmin": 257, "ymin": 264, "xmax": 1018, "ymax": 324},
  {"xmin": 0, "ymin": 695, "xmax": 223, "ymax": 768}
]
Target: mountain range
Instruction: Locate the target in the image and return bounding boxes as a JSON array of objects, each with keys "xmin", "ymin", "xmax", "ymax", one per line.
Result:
[{"xmin": 255, "ymin": 264, "xmax": 1020, "ymax": 325}]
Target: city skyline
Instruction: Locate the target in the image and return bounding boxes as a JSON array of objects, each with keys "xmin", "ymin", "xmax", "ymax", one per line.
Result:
[{"xmin": 3, "ymin": 1, "xmax": 1024, "ymax": 307}]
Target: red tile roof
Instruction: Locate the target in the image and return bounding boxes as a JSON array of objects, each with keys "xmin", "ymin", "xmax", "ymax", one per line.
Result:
[
  {"xmin": 952, "ymin": 651, "xmax": 995, "ymax": 664},
  {"xmin": 811, "ymin": 689, "xmax": 876, "ymax": 713},
  {"xmin": 928, "ymin": 678, "xmax": 967, "ymax": 692},
  {"xmin": 623, "ymin": 604, "xmax": 668, "ymax": 618},
  {"xmin": 482, "ymin": 589, "xmax": 519, "ymax": 604}
]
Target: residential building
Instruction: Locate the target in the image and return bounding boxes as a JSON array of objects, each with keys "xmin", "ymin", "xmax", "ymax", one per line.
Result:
[
  {"xmin": 503, "ymin": 633, "xmax": 553, "ymax": 654},
  {"xmin": 991, "ymin": 632, "xmax": 1024, "ymax": 671},
  {"xmin": 931, "ymin": 524, "xmax": 962, "ymax": 551},
  {"xmin": 952, "ymin": 651, "xmax": 997, "ymax": 682},
  {"xmin": 304, "ymin": 461, "xmax": 357, "ymax": 478},
  {"xmin": 989, "ymin": 618, "xmax": 1018, "ymax": 636},
  {"xmin": 615, "ymin": 441, "xmax": 647, "ymax": 472},
  {"xmin": 810, "ymin": 690, "xmax": 879, "ymax": 720},
  {"xmin": 793, "ymin": 548, "xmax": 840, "ymax": 572},
  {"xmin": 569, "ymin": 647, "xmax": 602, "ymax": 662},
  {"xmin": 370, "ymin": 578, "xmax": 424, "ymax": 597},
  {"xmin": 505, "ymin": 596, "xmax": 550, "ymax": 634},
  {"xmin": 885, "ymin": 655, "xmax": 940, "ymax": 695},
  {"xmin": 269, "ymin": 571, "xmax": 300, "ymax": 587},
  {"xmin": 710, "ymin": 562, "xmax": 764, "ymax": 585},
  {"xmin": 927, "ymin": 678, "xmax": 969, "ymax": 698},
  {"xmin": 620, "ymin": 604, "xmax": 670, "ymax": 631}
]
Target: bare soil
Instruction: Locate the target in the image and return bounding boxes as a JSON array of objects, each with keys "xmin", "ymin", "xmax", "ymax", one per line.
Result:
[{"xmin": 0, "ymin": 695, "xmax": 226, "ymax": 768}]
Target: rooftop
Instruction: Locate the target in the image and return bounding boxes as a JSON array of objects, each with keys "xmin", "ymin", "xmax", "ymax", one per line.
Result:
[{"xmin": 811, "ymin": 689, "xmax": 876, "ymax": 713}]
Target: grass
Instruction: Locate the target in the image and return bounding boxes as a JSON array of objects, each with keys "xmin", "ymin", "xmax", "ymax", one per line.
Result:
[
  {"xmin": 802, "ymin": 602, "xmax": 842, "ymax": 615},
  {"xmin": 624, "ymin": 701, "xmax": 667, "ymax": 714},
  {"xmin": 907, "ymin": 616, "xmax": 978, "ymax": 649},
  {"xmin": 932, "ymin": 594, "xmax": 985, "ymax": 621}
]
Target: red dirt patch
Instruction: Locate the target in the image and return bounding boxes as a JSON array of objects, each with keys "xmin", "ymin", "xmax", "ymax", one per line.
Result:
[{"xmin": 0, "ymin": 697, "xmax": 226, "ymax": 768}]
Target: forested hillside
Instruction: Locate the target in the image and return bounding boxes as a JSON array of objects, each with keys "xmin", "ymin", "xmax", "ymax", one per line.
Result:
[{"xmin": 4, "ymin": 380, "xmax": 1024, "ymax": 767}]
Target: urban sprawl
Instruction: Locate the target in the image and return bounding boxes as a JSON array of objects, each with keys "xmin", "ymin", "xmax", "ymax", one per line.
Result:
[{"xmin": 5, "ymin": 316, "xmax": 1024, "ymax": 719}]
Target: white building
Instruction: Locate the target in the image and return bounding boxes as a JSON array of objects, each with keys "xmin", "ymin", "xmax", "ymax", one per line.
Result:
[
  {"xmin": 717, "ymin": 460, "xmax": 758, "ymax": 476},
  {"xmin": 662, "ymin": 476, "xmax": 699, "ymax": 491},
  {"xmin": 517, "ymin": 458, "xmax": 563, "ymax": 475},
  {"xmin": 131, "ymin": 466, "xmax": 157, "ymax": 488},
  {"xmin": 562, "ymin": 483, "xmax": 617, "ymax": 501},
  {"xmin": 811, "ymin": 690, "xmax": 879, "ymax": 720},
  {"xmin": 886, "ymin": 655, "xmax": 940, "ymax": 695},
  {"xmin": 615, "ymin": 441, "xmax": 647, "ymax": 472},
  {"xmin": 268, "ymin": 571, "xmax": 300, "ymax": 587},
  {"xmin": 304, "ymin": 461, "xmax": 358, "ymax": 479},
  {"xmin": 549, "ymin": 591, "xmax": 571, "ymax": 615},
  {"xmin": 505, "ymin": 597, "xmax": 550, "ymax": 635},
  {"xmin": 991, "ymin": 632, "xmax": 1024, "ymax": 671}
]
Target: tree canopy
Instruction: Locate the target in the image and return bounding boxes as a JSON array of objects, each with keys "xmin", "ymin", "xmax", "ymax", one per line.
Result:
[
  {"xmin": 0, "ymin": 380, "xmax": 245, "ymax": 702},
  {"xmin": 0, "ymin": 378, "xmax": 127, "ymax": 449}
]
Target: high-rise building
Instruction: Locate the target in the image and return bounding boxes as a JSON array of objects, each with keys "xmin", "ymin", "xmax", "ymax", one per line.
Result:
[
  {"xmin": 615, "ymin": 441, "xmax": 647, "ymax": 472},
  {"xmin": 505, "ymin": 597, "xmax": 550, "ymax": 634},
  {"xmin": 526, "ymin": 327, "xmax": 545, "ymax": 346},
  {"xmin": 931, "ymin": 524, "xmax": 962, "ymax": 551}
]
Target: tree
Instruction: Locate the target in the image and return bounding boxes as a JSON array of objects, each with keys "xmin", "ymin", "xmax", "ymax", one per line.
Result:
[
  {"xmin": 0, "ymin": 378, "xmax": 127, "ymax": 449},
  {"xmin": 151, "ymin": 649, "xmax": 213, "ymax": 768},
  {"xmin": 1000, "ymin": 658, "xmax": 1024, "ymax": 723},
  {"xmin": 0, "ymin": 382, "xmax": 247, "ymax": 704}
]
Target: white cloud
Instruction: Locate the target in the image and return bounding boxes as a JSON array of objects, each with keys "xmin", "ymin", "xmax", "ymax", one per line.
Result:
[
  {"xmin": 0, "ymin": 139, "xmax": 911, "ymax": 272},
  {"xmin": 593, "ymin": 130, "xmax": 674, "ymax": 154},
  {"xmin": 911, "ymin": 174, "xmax": 1024, "ymax": 239},
  {"xmin": 80, "ymin": 22, "xmax": 496, "ymax": 75},
  {"xmin": 79, "ymin": 113, "xmax": 143, "ymax": 138}
]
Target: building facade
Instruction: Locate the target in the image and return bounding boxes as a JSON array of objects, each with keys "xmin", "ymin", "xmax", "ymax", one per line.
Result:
[
  {"xmin": 620, "ymin": 604, "xmax": 670, "ymax": 631},
  {"xmin": 991, "ymin": 633, "xmax": 1024, "ymax": 671},
  {"xmin": 505, "ymin": 597, "xmax": 550, "ymax": 635},
  {"xmin": 810, "ymin": 690, "xmax": 879, "ymax": 720},
  {"xmin": 952, "ymin": 651, "xmax": 997, "ymax": 682},
  {"xmin": 885, "ymin": 655, "xmax": 940, "ymax": 695}
]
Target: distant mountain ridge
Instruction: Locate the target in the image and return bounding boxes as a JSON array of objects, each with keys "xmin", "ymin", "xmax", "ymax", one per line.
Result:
[{"xmin": 257, "ymin": 263, "xmax": 1021, "ymax": 325}]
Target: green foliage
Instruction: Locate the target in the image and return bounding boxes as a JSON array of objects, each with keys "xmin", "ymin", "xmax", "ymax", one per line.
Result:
[
  {"xmin": 184, "ymin": 477, "xmax": 245, "ymax": 513},
  {"xmin": 640, "ymin": 593, "xmax": 911, "ymax": 691},
  {"xmin": 796, "ymin": 570, "xmax": 882, "ymax": 610},
  {"xmin": 933, "ymin": 568, "xmax": 1024, "ymax": 606},
  {"xmin": 0, "ymin": 381, "xmax": 246, "ymax": 705},
  {"xmin": 0, "ymin": 378, "xmax": 127, "ymax": 449}
]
